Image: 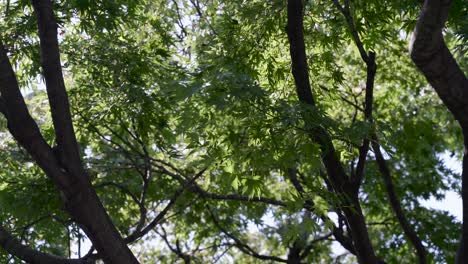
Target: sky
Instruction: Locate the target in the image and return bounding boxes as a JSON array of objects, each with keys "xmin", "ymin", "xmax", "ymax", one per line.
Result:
[{"xmin": 420, "ymin": 152, "xmax": 462, "ymax": 221}]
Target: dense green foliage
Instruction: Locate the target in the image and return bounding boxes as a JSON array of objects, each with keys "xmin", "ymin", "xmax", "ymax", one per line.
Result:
[{"xmin": 0, "ymin": 0, "xmax": 466, "ymax": 263}]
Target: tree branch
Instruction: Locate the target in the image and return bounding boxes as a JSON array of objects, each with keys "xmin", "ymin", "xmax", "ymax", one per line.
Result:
[
  {"xmin": 318, "ymin": 85, "xmax": 364, "ymax": 112},
  {"xmin": 190, "ymin": 185, "xmax": 287, "ymax": 207},
  {"xmin": 0, "ymin": 2, "xmax": 142, "ymax": 262},
  {"xmin": 332, "ymin": 0, "xmax": 369, "ymax": 63},
  {"xmin": 287, "ymin": 168, "xmax": 357, "ymax": 255},
  {"xmin": 31, "ymin": 0, "xmax": 83, "ymax": 175},
  {"xmin": 0, "ymin": 40, "xmax": 71, "ymax": 190},
  {"xmin": 410, "ymin": 1, "xmax": 467, "ymax": 262},
  {"xmin": 95, "ymin": 182, "xmax": 143, "ymax": 209},
  {"xmin": 158, "ymin": 227, "xmax": 194, "ymax": 264},
  {"xmin": 0, "ymin": 224, "xmax": 92, "ymax": 264},
  {"xmin": 125, "ymin": 169, "xmax": 206, "ymax": 243},
  {"xmin": 153, "ymin": 164, "xmax": 288, "ymax": 207},
  {"xmin": 287, "ymin": 0, "xmax": 347, "ymax": 199},
  {"xmin": 410, "ymin": 0, "xmax": 468, "ymax": 128},
  {"xmin": 331, "ymin": 1, "xmax": 426, "ymax": 262},
  {"xmin": 372, "ymin": 138, "xmax": 427, "ymax": 263},
  {"xmin": 353, "ymin": 52, "xmax": 376, "ymax": 191},
  {"xmin": 300, "ymin": 233, "xmax": 333, "ymax": 259},
  {"xmin": 331, "ymin": 0, "xmax": 377, "ymax": 192},
  {"xmin": 0, "ymin": 38, "xmax": 123, "ymax": 264},
  {"xmin": 286, "ymin": 0, "xmax": 378, "ymax": 262},
  {"xmin": 207, "ymin": 207, "xmax": 287, "ymax": 263}
]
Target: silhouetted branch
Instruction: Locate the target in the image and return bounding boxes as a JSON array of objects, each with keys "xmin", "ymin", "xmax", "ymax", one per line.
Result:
[
  {"xmin": 0, "ymin": 224, "xmax": 92, "ymax": 264},
  {"xmin": 372, "ymin": 138, "xmax": 427, "ymax": 264},
  {"xmin": 125, "ymin": 169, "xmax": 206, "ymax": 243},
  {"xmin": 207, "ymin": 207, "xmax": 287, "ymax": 263},
  {"xmin": 410, "ymin": 2, "xmax": 467, "ymax": 260}
]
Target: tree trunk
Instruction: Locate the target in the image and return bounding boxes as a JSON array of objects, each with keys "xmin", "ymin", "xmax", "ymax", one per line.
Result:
[
  {"xmin": 457, "ymin": 135, "xmax": 468, "ymax": 263},
  {"xmin": 0, "ymin": 1, "xmax": 141, "ymax": 263},
  {"xmin": 285, "ymin": 0, "xmax": 379, "ymax": 262},
  {"xmin": 410, "ymin": 1, "xmax": 468, "ymax": 262},
  {"xmin": 287, "ymin": 242, "xmax": 302, "ymax": 264}
]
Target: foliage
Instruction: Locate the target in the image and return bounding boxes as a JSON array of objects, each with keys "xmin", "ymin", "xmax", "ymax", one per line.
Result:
[{"xmin": 0, "ymin": 0, "xmax": 465, "ymax": 263}]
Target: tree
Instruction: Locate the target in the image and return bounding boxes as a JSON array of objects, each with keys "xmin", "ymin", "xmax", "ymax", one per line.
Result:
[
  {"xmin": 410, "ymin": 0, "xmax": 467, "ymax": 262},
  {"xmin": 0, "ymin": 0, "xmax": 465, "ymax": 263}
]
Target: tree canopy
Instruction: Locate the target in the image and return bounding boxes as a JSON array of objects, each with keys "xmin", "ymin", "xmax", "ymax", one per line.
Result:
[{"xmin": 0, "ymin": 0, "xmax": 466, "ymax": 263}]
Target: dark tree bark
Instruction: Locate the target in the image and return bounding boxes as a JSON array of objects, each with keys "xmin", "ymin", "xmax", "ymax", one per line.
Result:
[
  {"xmin": 0, "ymin": 224, "xmax": 93, "ymax": 264},
  {"xmin": 287, "ymin": 242, "xmax": 302, "ymax": 264},
  {"xmin": 286, "ymin": 0, "xmax": 379, "ymax": 263},
  {"xmin": 372, "ymin": 139, "xmax": 427, "ymax": 264},
  {"xmin": 0, "ymin": 1, "xmax": 140, "ymax": 263},
  {"xmin": 330, "ymin": 0, "xmax": 428, "ymax": 261},
  {"xmin": 30, "ymin": 1, "xmax": 140, "ymax": 262},
  {"xmin": 410, "ymin": 0, "xmax": 468, "ymax": 263},
  {"xmin": 328, "ymin": 0, "xmax": 428, "ymax": 262}
]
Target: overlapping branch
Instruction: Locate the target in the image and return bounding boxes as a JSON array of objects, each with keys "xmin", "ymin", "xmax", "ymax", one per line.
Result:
[
  {"xmin": 410, "ymin": 0, "xmax": 467, "ymax": 262},
  {"xmin": 0, "ymin": 41, "xmax": 70, "ymax": 190},
  {"xmin": 286, "ymin": 0, "xmax": 378, "ymax": 262},
  {"xmin": 207, "ymin": 207, "xmax": 287, "ymax": 263},
  {"xmin": 332, "ymin": 0, "xmax": 428, "ymax": 262},
  {"xmin": 31, "ymin": 0, "xmax": 83, "ymax": 175},
  {"xmin": 371, "ymin": 138, "xmax": 427, "ymax": 263},
  {"xmin": 287, "ymin": 168, "xmax": 357, "ymax": 255},
  {"xmin": 0, "ymin": 0, "xmax": 140, "ymax": 262},
  {"xmin": 0, "ymin": 224, "xmax": 93, "ymax": 264}
]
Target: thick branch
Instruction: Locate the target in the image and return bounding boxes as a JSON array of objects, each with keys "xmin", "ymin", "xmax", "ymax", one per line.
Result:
[
  {"xmin": 332, "ymin": 0, "xmax": 426, "ymax": 262},
  {"xmin": 287, "ymin": 169, "xmax": 356, "ymax": 255},
  {"xmin": 287, "ymin": 0, "xmax": 315, "ymax": 106},
  {"xmin": 460, "ymin": 144, "xmax": 468, "ymax": 263},
  {"xmin": 286, "ymin": 0, "xmax": 377, "ymax": 262},
  {"xmin": 0, "ymin": 39, "xmax": 112, "ymax": 264},
  {"xmin": 31, "ymin": 0, "xmax": 83, "ymax": 174},
  {"xmin": 410, "ymin": 0, "xmax": 468, "ymax": 128},
  {"xmin": 287, "ymin": 0, "xmax": 347, "ymax": 196},
  {"xmin": 0, "ymin": 40, "xmax": 71, "ymax": 190},
  {"xmin": 3, "ymin": 4, "xmax": 140, "ymax": 262},
  {"xmin": 410, "ymin": 1, "xmax": 468, "ymax": 263}
]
